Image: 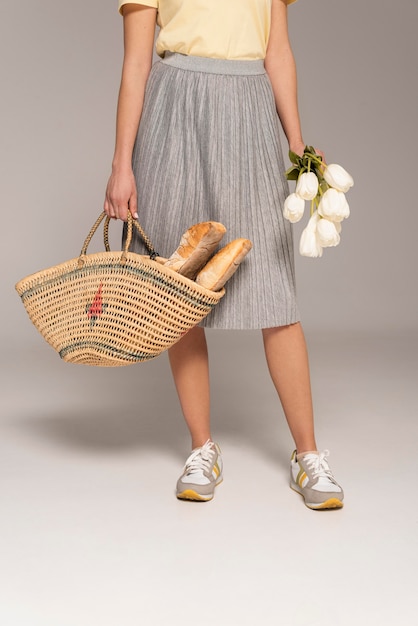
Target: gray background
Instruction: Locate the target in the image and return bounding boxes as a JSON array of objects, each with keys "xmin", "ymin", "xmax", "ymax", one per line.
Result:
[
  {"xmin": 1, "ymin": 2, "xmax": 418, "ymax": 626},
  {"xmin": 1, "ymin": 0, "xmax": 417, "ymax": 341}
]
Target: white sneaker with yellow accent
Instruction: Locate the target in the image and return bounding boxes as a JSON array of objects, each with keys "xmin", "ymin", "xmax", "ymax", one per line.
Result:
[
  {"xmin": 176, "ymin": 440, "xmax": 223, "ymax": 502},
  {"xmin": 290, "ymin": 449, "xmax": 344, "ymax": 510}
]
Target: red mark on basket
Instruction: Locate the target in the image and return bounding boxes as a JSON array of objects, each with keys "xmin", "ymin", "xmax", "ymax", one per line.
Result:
[{"xmin": 86, "ymin": 283, "xmax": 107, "ymax": 326}]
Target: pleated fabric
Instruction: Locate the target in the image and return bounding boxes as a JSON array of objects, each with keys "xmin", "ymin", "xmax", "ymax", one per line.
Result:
[{"xmin": 129, "ymin": 52, "xmax": 299, "ymax": 329}]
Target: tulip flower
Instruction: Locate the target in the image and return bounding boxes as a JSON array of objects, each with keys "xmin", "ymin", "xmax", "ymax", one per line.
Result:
[
  {"xmin": 318, "ymin": 188, "xmax": 350, "ymax": 222},
  {"xmin": 323, "ymin": 163, "xmax": 354, "ymax": 193},
  {"xmin": 295, "ymin": 172, "xmax": 319, "ymax": 201},
  {"xmin": 316, "ymin": 217, "xmax": 341, "ymax": 247},
  {"xmin": 299, "ymin": 211, "xmax": 323, "ymax": 258},
  {"xmin": 284, "ymin": 145, "xmax": 353, "ymax": 257},
  {"xmin": 283, "ymin": 193, "xmax": 305, "ymax": 223}
]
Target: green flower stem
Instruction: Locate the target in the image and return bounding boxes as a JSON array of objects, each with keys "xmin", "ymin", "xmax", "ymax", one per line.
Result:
[
  {"xmin": 302, "ymin": 149, "xmax": 325, "ymax": 172},
  {"xmin": 307, "ymin": 153, "xmax": 323, "ymax": 163},
  {"xmin": 287, "ymin": 147, "xmax": 329, "ymax": 190}
]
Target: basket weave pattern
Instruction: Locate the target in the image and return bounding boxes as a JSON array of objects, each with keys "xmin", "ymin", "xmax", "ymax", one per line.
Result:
[{"xmin": 16, "ymin": 214, "xmax": 224, "ymax": 366}]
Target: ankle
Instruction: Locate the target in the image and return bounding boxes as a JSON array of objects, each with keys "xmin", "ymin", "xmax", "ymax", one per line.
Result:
[
  {"xmin": 296, "ymin": 448, "xmax": 318, "ymax": 460},
  {"xmin": 295, "ymin": 439, "xmax": 317, "ymax": 456},
  {"xmin": 191, "ymin": 436, "xmax": 212, "ymax": 449}
]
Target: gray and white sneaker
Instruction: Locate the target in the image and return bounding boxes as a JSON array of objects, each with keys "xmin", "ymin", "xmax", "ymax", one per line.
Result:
[
  {"xmin": 176, "ymin": 440, "xmax": 223, "ymax": 501},
  {"xmin": 290, "ymin": 449, "xmax": 344, "ymax": 510}
]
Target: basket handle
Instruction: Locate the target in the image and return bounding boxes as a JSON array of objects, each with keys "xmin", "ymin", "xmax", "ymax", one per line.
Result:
[{"xmin": 78, "ymin": 212, "xmax": 158, "ymax": 267}]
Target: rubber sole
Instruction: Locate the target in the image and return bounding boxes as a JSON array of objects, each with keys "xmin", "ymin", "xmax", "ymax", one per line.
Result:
[
  {"xmin": 306, "ymin": 498, "xmax": 344, "ymax": 510},
  {"xmin": 176, "ymin": 478, "xmax": 223, "ymax": 502},
  {"xmin": 176, "ymin": 489, "xmax": 213, "ymax": 502},
  {"xmin": 290, "ymin": 483, "xmax": 344, "ymax": 510}
]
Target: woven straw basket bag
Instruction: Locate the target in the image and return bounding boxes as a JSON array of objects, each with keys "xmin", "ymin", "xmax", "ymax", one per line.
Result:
[{"xmin": 16, "ymin": 212, "xmax": 224, "ymax": 366}]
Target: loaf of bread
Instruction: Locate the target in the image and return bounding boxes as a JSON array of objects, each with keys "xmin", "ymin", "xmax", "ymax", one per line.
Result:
[
  {"xmin": 164, "ymin": 222, "xmax": 226, "ymax": 279},
  {"xmin": 195, "ymin": 238, "xmax": 252, "ymax": 291}
]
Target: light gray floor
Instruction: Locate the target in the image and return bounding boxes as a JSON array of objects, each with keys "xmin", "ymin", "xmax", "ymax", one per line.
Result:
[{"xmin": 1, "ymin": 330, "xmax": 417, "ymax": 626}]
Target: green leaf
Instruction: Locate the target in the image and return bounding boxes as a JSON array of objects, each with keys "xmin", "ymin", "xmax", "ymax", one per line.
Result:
[
  {"xmin": 288, "ymin": 150, "xmax": 302, "ymax": 166},
  {"xmin": 315, "ymin": 172, "xmax": 325, "ymax": 185},
  {"xmin": 285, "ymin": 166, "xmax": 300, "ymax": 181},
  {"xmin": 319, "ymin": 181, "xmax": 329, "ymax": 195}
]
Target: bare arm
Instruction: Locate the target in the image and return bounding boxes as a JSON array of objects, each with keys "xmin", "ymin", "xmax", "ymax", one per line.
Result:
[
  {"xmin": 265, "ymin": 0, "xmax": 305, "ymax": 157},
  {"xmin": 104, "ymin": 5, "xmax": 157, "ymax": 221}
]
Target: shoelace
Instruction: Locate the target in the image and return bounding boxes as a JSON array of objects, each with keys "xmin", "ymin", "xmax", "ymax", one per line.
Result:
[
  {"xmin": 305, "ymin": 450, "xmax": 338, "ymax": 485},
  {"xmin": 184, "ymin": 440, "xmax": 215, "ymax": 475}
]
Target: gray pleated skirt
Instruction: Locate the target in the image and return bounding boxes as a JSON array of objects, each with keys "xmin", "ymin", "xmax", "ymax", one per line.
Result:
[{"xmin": 129, "ymin": 52, "xmax": 299, "ymax": 329}]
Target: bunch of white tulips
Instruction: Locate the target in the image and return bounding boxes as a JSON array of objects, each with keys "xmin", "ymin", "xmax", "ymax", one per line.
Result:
[{"xmin": 283, "ymin": 146, "xmax": 354, "ymax": 257}]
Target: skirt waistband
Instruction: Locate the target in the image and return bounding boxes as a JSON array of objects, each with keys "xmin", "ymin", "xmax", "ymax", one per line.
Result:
[{"xmin": 161, "ymin": 52, "xmax": 266, "ymax": 76}]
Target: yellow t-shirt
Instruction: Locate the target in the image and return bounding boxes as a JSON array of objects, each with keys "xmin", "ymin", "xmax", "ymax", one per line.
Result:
[{"xmin": 118, "ymin": 0, "xmax": 297, "ymax": 60}]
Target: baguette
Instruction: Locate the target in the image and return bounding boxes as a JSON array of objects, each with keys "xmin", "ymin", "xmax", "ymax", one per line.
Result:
[
  {"xmin": 195, "ymin": 238, "xmax": 252, "ymax": 291},
  {"xmin": 164, "ymin": 222, "xmax": 227, "ymax": 279}
]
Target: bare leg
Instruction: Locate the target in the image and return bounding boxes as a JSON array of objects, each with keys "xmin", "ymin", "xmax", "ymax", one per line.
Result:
[
  {"xmin": 262, "ymin": 322, "xmax": 317, "ymax": 454},
  {"xmin": 168, "ymin": 326, "xmax": 211, "ymax": 449}
]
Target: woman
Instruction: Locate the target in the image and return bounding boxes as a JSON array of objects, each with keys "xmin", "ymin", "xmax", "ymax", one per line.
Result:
[{"xmin": 104, "ymin": 0, "xmax": 344, "ymax": 510}]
